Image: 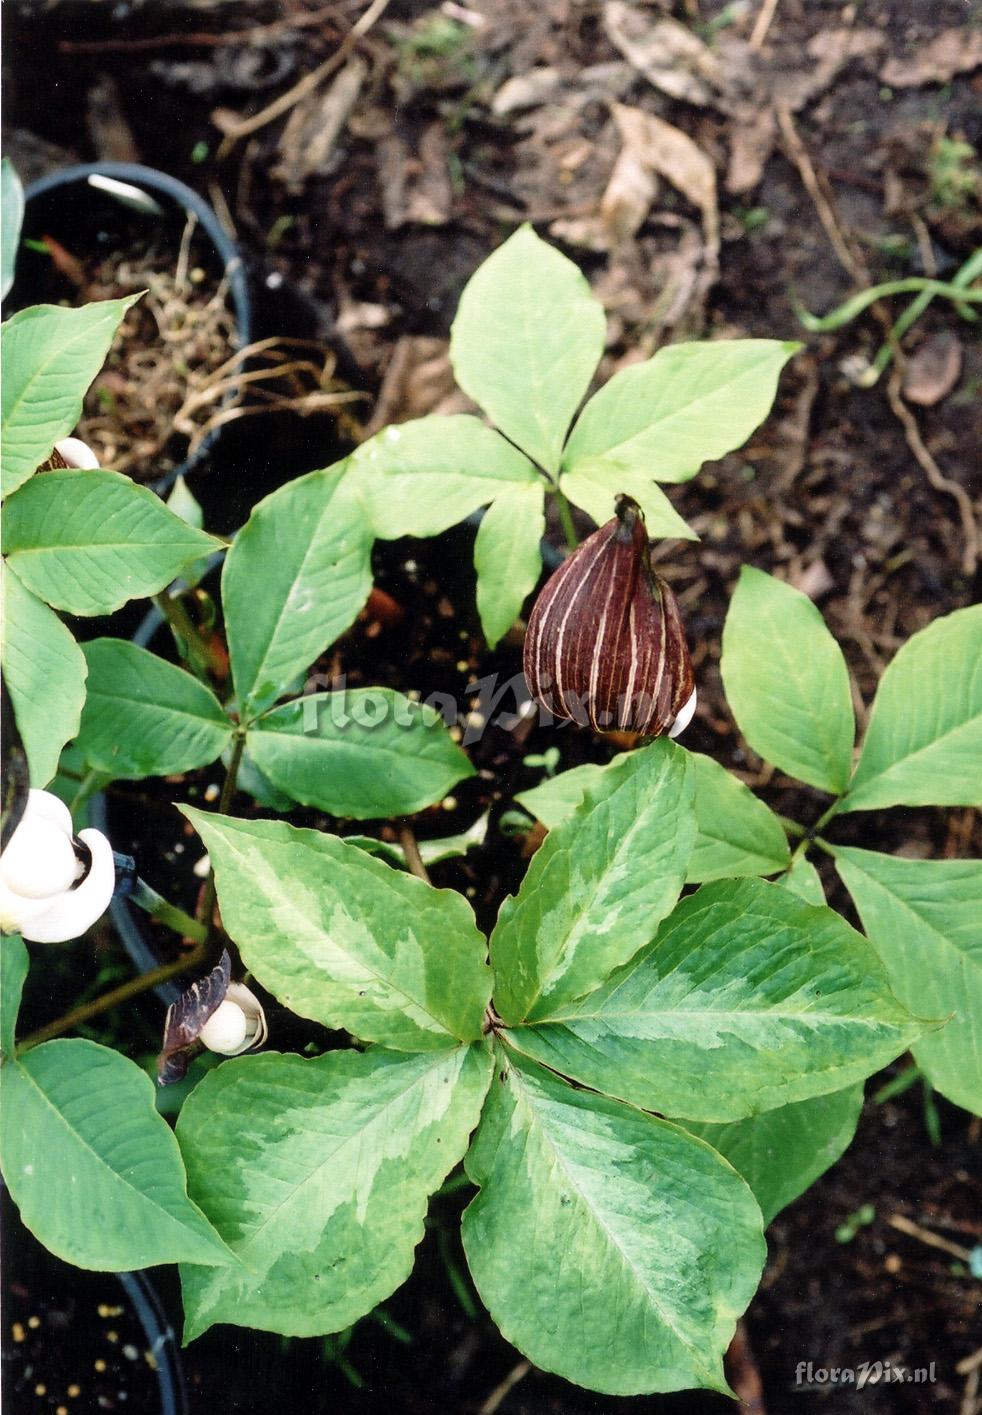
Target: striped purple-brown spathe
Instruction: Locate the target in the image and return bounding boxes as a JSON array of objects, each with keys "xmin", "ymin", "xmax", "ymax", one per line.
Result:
[{"xmin": 524, "ymin": 495, "xmax": 694, "ymax": 735}]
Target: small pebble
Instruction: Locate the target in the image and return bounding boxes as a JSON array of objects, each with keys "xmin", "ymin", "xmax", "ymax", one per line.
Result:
[
  {"xmin": 94, "ymin": 1359, "xmax": 107, "ymax": 1373},
  {"xmin": 27, "ymin": 1315, "xmax": 40, "ymax": 1329}
]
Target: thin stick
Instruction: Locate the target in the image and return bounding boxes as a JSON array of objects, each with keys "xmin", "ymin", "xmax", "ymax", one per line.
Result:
[
  {"xmin": 59, "ymin": 5, "xmax": 344, "ymax": 53},
  {"xmin": 479, "ymin": 1360, "xmax": 532, "ymax": 1415},
  {"xmin": 886, "ymin": 365, "xmax": 978, "ymax": 577},
  {"xmin": 775, "ymin": 101, "xmax": 864, "ymax": 284},
  {"xmin": 888, "ymin": 1213, "xmax": 972, "ymax": 1262},
  {"xmin": 748, "ymin": 0, "xmax": 780, "ymax": 51},
  {"xmin": 214, "ymin": 0, "xmax": 392, "ymax": 149},
  {"xmin": 16, "ymin": 942, "xmax": 207, "ymax": 1054}
]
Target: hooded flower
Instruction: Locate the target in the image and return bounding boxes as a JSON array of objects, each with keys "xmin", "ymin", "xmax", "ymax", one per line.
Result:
[
  {"xmin": 157, "ymin": 950, "xmax": 268, "ymax": 1084},
  {"xmin": 0, "ymin": 789, "xmax": 115, "ymax": 943},
  {"xmin": 524, "ymin": 494, "xmax": 696, "ymax": 737}
]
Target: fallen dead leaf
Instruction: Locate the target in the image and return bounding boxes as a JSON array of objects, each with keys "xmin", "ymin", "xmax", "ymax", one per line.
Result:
[
  {"xmin": 603, "ymin": 1, "xmax": 723, "ymax": 106},
  {"xmin": 902, "ymin": 331, "xmax": 963, "ymax": 407},
  {"xmin": 377, "ymin": 121, "xmax": 453, "ymax": 229},
  {"xmin": 881, "ymin": 28, "xmax": 982, "ymax": 88},
  {"xmin": 363, "ymin": 336, "xmax": 472, "ymax": 435},
  {"xmin": 611, "ymin": 104, "xmax": 719, "ymax": 258},
  {"xmin": 491, "ymin": 66, "xmax": 562, "ymax": 116},
  {"xmin": 274, "ymin": 55, "xmax": 367, "ymax": 191}
]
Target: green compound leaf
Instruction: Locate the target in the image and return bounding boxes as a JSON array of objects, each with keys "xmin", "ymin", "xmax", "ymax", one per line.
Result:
[
  {"xmin": 1, "ymin": 159, "xmax": 25, "ymax": 303},
  {"xmin": 473, "ymin": 480, "xmax": 545, "ymax": 649},
  {"xmin": 833, "ymin": 846, "xmax": 982, "ymax": 1115},
  {"xmin": 1, "ymin": 933, "xmax": 29, "ymax": 1056},
  {"xmin": 247, "ymin": 690, "xmax": 474, "ymax": 820},
  {"xmin": 450, "ymin": 227, "xmax": 605, "ymax": 474},
  {"xmin": 182, "ymin": 811, "xmax": 492, "ymax": 1050},
  {"xmin": 721, "ymin": 566, "xmax": 855, "ymax": 794},
  {"xmin": 687, "ymin": 753, "xmax": 790, "ymax": 882},
  {"xmin": 683, "ymin": 1084, "xmax": 864, "ymax": 1224},
  {"xmin": 780, "ymin": 854, "xmax": 826, "ymax": 906},
  {"xmin": 562, "ymin": 339, "xmax": 799, "ymax": 484},
  {"xmin": 222, "ymin": 464, "xmax": 374, "ymax": 720},
  {"xmin": 510, "ymin": 876, "xmax": 924, "ymax": 1122},
  {"xmin": 0, "ymin": 1039, "xmax": 231, "ymax": 1271},
  {"xmin": 77, "ymin": 639, "xmax": 231, "ymax": 779},
  {"xmin": 179, "ymin": 1043, "xmax": 492, "ymax": 1341},
  {"xmin": 515, "ymin": 752, "xmax": 789, "ymax": 884},
  {"xmin": 461, "ymin": 1048, "xmax": 765, "ymax": 1396},
  {"xmin": 491, "ymin": 741, "xmax": 695, "ymax": 1025},
  {"xmin": 347, "ymin": 415, "xmax": 540, "ymax": 538},
  {"xmin": 840, "ymin": 605, "xmax": 982, "ymax": 811},
  {"xmin": 1, "ymin": 564, "xmax": 87, "ymax": 787},
  {"xmin": 2, "ymin": 469, "xmax": 222, "ymax": 615},
  {"xmin": 559, "ymin": 464, "xmax": 696, "ymax": 540},
  {"xmin": 1, "ymin": 297, "xmax": 139, "ymax": 499},
  {"xmin": 515, "ymin": 759, "xmax": 606, "ymax": 830}
]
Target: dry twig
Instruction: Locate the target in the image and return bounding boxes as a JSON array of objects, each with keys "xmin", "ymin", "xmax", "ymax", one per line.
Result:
[
  {"xmin": 213, "ymin": 0, "xmax": 392, "ymax": 152},
  {"xmin": 749, "ymin": 0, "xmax": 780, "ymax": 52},
  {"xmin": 885, "ymin": 365, "xmax": 978, "ymax": 577}
]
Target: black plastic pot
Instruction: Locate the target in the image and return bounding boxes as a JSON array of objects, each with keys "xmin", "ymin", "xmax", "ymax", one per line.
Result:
[
  {"xmin": 1, "ymin": 1189, "xmax": 189, "ymax": 1415},
  {"xmin": 9, "ymin": 161, "xmax": 254, "ymax": 496}
]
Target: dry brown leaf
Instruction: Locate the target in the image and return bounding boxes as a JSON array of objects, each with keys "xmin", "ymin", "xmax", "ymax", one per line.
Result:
[
  {"xmin": 363, "ymin": 336, "xmax": 472, "ymax": 435},
  {"xmin": 881, "ymin": 28, "xmax": 982, "ymax": 88},
  {"xmin": 726, "ymin": 106, "xmax": 776, "ymax": 195},
  {"xmin": 601, "ymin": 144, "xmax": 660, "ymax": 245},
  {"xmin": 611, "ymin": 105, "xmax": 719, "ymax": 257},
  {"xmin": 377, "ymin": 122, "xmax": 453, "ymax": 229},
  {"xmin": 902, "ymin": 332, "xmax": 963, "ymax": 407},
  {"xmin": 491, "ymin": 67, "xmax": 562, "ymax": 116},
  {"xmin": 603, "ymin": 2, "xmax": 723, "ymax": 106},
  {"xmin": 274, "ymin": 55, "xmax": 367, "ymax": 191}
]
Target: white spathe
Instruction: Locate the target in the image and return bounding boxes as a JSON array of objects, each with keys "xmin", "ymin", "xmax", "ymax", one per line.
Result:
[
  {"xmin": 668, "ymin": 686, "xmax": 697, "ymax": 740},
  {"xmin": 54, "ymin": 437, "xmax": 100, "ymax": 469},
  {"xmin": 0, "ymin": 790, "xmax": 115, "ymax": 942}
]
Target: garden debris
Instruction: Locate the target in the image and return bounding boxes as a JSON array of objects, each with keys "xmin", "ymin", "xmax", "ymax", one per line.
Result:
[
  {"xmin": 85, "ymin": 74, "xmax": 140, "ymax": 163},
  {"xmin": 610, "ymin": 105, "xmax": 719, "ymax": 262},
  {"xmin": 362, "ymin": 336, "xmax": 470, "ymax": 436},
  {"xmin": 491, "ymin": 66, "xmax": 562, "ymax": 116},
  {"xmin": 212, "ymin": 0, "xmax": 392, "ymax": 150},
  {"xmin": 273, "ymin": 54, "xmax": 367, "ymax": 191},
  {"xmin": 603, "ymin": 2, "xmax": 723, "ymax": 106},
  {"xmin": 600, "ymin": 118, "xmax": 660, "ymax": 246},
  {"xmin": 901, "ymin": 331, "xmax": 963, "ymax": 407},
  {"xmin": 377, "ymin": 121, "xmax": 453, "ymax": 229},
  {"xmin": 880, "ymin": 28, "xmax": 982, "ymax": 88}
]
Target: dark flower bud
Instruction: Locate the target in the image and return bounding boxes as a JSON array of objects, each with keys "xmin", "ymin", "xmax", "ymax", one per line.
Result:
[
  {"xmin": 157, "ymin": 949, "xmax": 267, "ymax": 1084},
  {"xmin": 524, "ymin": 494, "xmax": 696, "ymax": 737}
]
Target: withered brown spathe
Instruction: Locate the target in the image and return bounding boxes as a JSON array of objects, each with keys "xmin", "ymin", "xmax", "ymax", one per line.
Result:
[{"xmin": 524, "ymin": 494, "xmax": 694, "ymax": 735}]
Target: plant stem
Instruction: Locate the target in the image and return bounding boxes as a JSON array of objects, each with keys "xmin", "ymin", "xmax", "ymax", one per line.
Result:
[
  {"xmin": 196, "ymin": 731, "xmax": 246, "ymax": 948},
  {"xmin": 67, "ymin": 768, "xmax": 111, "ymax": 817},
  {"xmin": 15, "ymin": 942, "xmax": 207, "ymax": 1055},
  {"xmin": 127, "ymin": 875, "xmax": 207, "ymax": 943},
  {"xmin": 860, "ymin": 247, "xmax": 982, "ymax": 386},
  {"xmin": 776, "ymin": 813, "xmax": 806, "ymax": 838},
  {"xmin": 397, "ymin": 824, "xmax": 430, "ymax": 884},
  {"xmin": 555, "ymin": 490, "xmax": 580, "ymax": 551},
  {"xmin": 797, "ymin": 274, "xmax": 982, "ymax": 333},
  {"xmin": 153, "ymin": 589, "xmax": 223, "ymax": 681}
]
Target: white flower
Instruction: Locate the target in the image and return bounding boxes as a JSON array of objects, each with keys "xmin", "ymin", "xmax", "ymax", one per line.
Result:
[
  {"xmin": 198, "ymin": 983, "xmax": 268, "ymax": 1056},
  {"xmin": 0, "ymin": 789, "xmax": 115, "ymax": 943},
  {"xmin": 53, "ymin": 437, "xmax": 100, "ymax": 469},
  {"xmin": 668, "ymin": 686, "xmax": 697, "ymax": 740}
]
